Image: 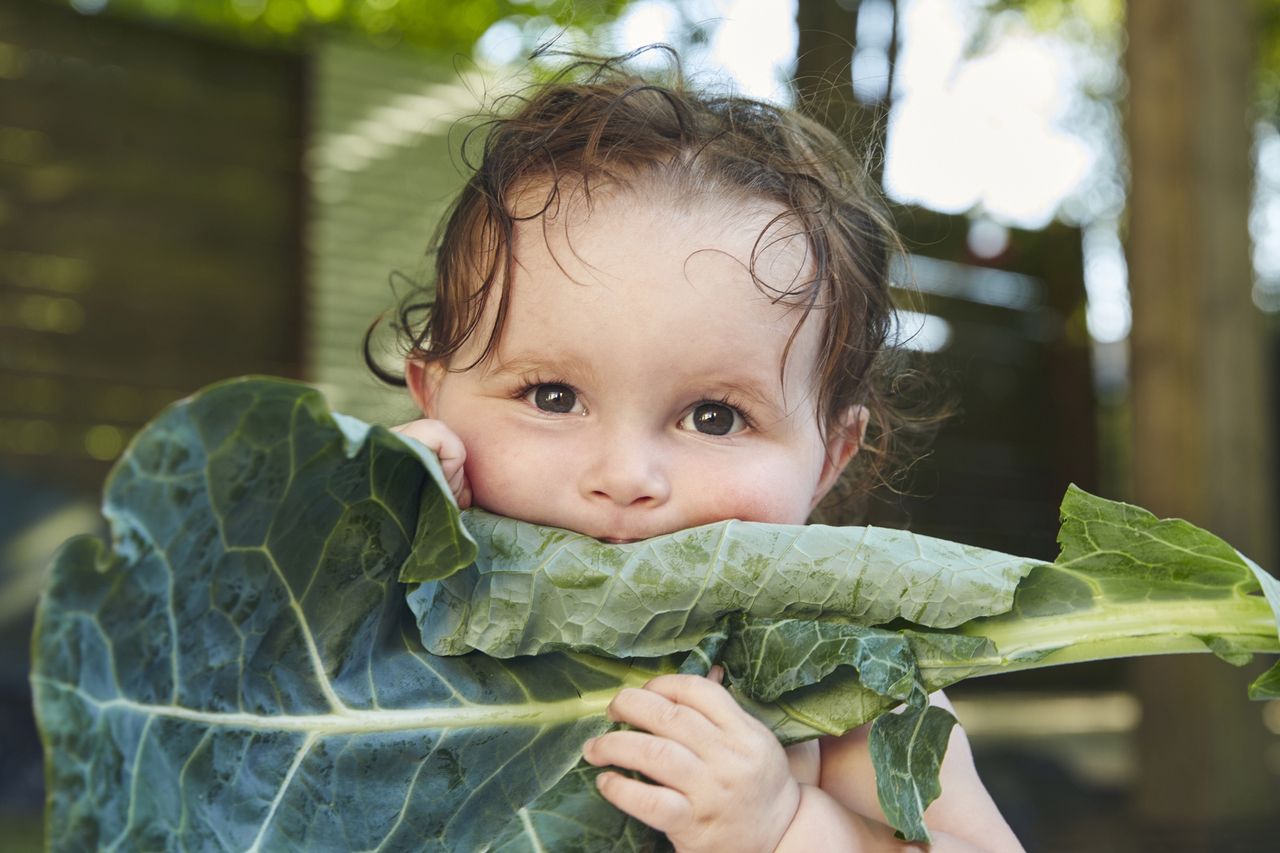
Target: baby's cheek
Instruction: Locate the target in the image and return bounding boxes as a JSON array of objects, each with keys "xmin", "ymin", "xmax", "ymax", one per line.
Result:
[
  {"xmin": 460, "ymin": 453, "xmax": 524, "ymax": 515},
  {"xmin": 460, "ymin": 433, "xmax": 567, "ymax": 517},
  {"xmin": 688, "ymin": 477, "xmax": 814, "ymax": 527},
  {"xmin": 727, "ymin": 495, "xmax": 811, "ymax": 526}
]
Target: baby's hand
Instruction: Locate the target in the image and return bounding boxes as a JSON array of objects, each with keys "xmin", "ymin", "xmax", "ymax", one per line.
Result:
[
  {"xmin": 390, "ymin": 419, "xmax": 471, "ymax": 508},
  {"xmin": 583, "ymin": 671, "xmax": 800, "ymax": 853}
]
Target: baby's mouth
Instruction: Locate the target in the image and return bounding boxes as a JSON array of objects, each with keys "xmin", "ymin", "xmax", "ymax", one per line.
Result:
[{"xmin": 599, "ymin": 536, "xmax": 639, "ymax": 544}]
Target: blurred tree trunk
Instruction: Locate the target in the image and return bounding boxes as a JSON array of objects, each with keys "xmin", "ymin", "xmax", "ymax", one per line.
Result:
[
  {"xmin": 793, "ymin": 0, "xmax": 898, "ymax": 187},
  {"xmin": 1126, "ymin": 0, "xmax": 1278, "ymax": 827}
]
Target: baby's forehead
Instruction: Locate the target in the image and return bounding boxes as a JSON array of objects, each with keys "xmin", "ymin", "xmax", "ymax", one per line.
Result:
[
  {"xmin": 505, "ymin": 180, "xmax": 814, "ymax": 292},
  {"xmin": 499, "ymin": 212, "xmax": 823, "ymax": 368}
]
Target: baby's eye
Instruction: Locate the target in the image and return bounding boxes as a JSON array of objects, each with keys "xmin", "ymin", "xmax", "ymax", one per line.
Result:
[
  {"xmin": 527, "ymin": 383, "xmax": 582, "ymax": 415},
  {"xmin": 681, "ymin": 402, "xmax": 745, "ymax": 436}
]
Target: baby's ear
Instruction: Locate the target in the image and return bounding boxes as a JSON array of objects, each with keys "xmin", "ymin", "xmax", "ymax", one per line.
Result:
[
  {"xmin": 811, "ymin": 405, "xmax": 869, "ymax": 509},
  {"xmin": 405, "ymin": 358, "xmax": 447, "ymax": 418}
]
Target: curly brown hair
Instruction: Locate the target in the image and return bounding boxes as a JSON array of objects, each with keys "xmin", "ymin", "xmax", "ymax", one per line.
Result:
[{"xmin": 369, "ymin": 44, "xmax": 929, "ymax": 518}]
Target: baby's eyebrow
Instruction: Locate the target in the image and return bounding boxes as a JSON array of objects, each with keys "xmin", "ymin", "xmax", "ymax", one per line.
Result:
[
  {"xmin": 703, "ymin": 378, "xmax": 788, "ymax": 415},
  {"xmin": 484, "ymin": 353, "xmax": 600, "ymax": 383}
]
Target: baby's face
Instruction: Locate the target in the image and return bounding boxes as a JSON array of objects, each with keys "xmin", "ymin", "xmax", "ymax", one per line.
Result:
[{"xmin": 410, "ymin": 190, "xmax": 858, "ymax": 541}]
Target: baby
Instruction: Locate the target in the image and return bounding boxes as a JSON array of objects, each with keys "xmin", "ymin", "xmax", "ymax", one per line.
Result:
[{"xmin": 383, "ymin": 49, "xmax": 1023, "ymax": 853}]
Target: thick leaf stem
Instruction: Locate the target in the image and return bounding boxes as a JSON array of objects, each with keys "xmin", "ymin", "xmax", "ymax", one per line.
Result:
[
  {"xmin": 939, "ymin": 595, "xmax": 1279, "ymax": 680},
  {"xmin": 31, "ymin": 675, "xmax": 651, "ymax": 734}
]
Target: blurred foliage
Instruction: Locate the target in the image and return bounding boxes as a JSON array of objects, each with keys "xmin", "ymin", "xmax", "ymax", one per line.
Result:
[
  {"xmin": 978, "ymin": 0, "xmax": 1280, "ymax": 122},
  {"xmin": 968, "ymin": 0, "xmax": 1122, "ymax": 80},
  {"xmin": 981, "ymin": 0, "xmax": 1123, "ymax": 32},
  {"xmin": 1262, "ymin": 0, "xmax": 1280, "ymax": 117},
  {"xmin": 49, "ymin": 0, "xmax": 632, "ymax": 54}
]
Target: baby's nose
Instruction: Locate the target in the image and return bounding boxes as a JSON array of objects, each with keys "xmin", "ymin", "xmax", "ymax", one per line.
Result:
[{"xmin": 580, "ymin": 443, "xmax": 670, "ymax": 507}]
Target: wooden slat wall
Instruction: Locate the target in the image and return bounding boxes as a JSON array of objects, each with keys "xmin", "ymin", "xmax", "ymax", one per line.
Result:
[
  {"xmin": 0, "ymin": 0, "xmax": 304, "ymax": 493},
  {"xmin": 305, "ymin": 38, "xmax": 479, "ymax": 424}
]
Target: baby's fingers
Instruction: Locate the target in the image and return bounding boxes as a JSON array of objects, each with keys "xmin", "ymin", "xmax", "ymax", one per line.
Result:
[
  {"xmin": 594, "ymin": 771, "xmax": 691, "ymax": 835},
  {"xmin": 640, "ymin": 674, "xmax": 753, "ymax": 734},
  {"xmin": 454, "ymin": 476, "xmax": 472, "ymax": 509},
  {"xmin": 390, "ymin": 419, "xmax": 470, "ymax": 507},
  {"xmin": 606, "ymin": 685, "xmax": 719, "ymax": 750},
  {"xmin": 583, "ymin": 731, "xmax": 701, "ymax": 792},
  {"xmin": 390, "ymin": 419, "xmax": 465, "ymax": 464}
]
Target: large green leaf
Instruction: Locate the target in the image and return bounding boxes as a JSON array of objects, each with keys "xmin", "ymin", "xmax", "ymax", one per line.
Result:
[
  {"xmin": 407, "ymin": 509, "xmax": 1044, "ymax": 658},
  {"xmin": 721, "ymin": 616, "xmax": 918, "ymax": 703},
  {"xmin": 32, "ymin": 378, "xmax": 1280, "ymax": 849},
  {"xmin": 868, "ymin": 702, "xmax": 958, "ymax": 842},
  {"xmin": 30, "ymin": 379, "xmax": 670, "ymax": 852},
  {"xmin": 951, "ymin": 487, "xmax": 1280, "ymax": 676},
  {"xmin": 405, "ymin": 481, "xmax": 1280, "ymax": 843}
]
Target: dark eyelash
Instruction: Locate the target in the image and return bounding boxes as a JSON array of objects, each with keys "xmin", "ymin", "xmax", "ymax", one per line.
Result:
[
  {"xmin": 704, "ymin": 394, "xmax": 755, "ymax": 430},
  {"xmin": 511, "ymin": 380, "xmax": 752, "ymax": 429},
  {"xmin": 510, "ymin": 375, "xmax": 576, "ymax": 400}
]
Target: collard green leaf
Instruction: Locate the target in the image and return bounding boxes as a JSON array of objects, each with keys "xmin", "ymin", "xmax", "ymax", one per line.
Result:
[
  {"xmin": 676, "ymin": 622, "xmax": 730, "ymax": 675},
  {"xmin": 489, "ymin": 763, "xmax": 655, "ymax": 853},
  {"xmin": 1249, "ymin": 661, "xmax": 1280, "ymax": 699},
  {"xmin": 1240, "ymin": 547, "xmax": 1280, "ymax": 630},
  {"xmin": 1057, "ymin": 484, "xmax": 1265, "ymax": 599},
  {"xmin": 868, "ymin": 703, "xmax": 958, "ymax": 843},
  {"xmin": 356, "ymin": 411, "xmax": 479, "ymax": 583},
  {"xmin": 1239, "ymin": 549, "xmax": 1280, "ymax": 698},
  {"xmin": 721, "ymin": 616, "xmax": 917, "ymax": 703},
  {"xmin": 30, "ymin": 378, "xmax": 666, "ymax": 853},
  {"xmin": 955, "ymin": 488, "xmax": 1280, "ymax": 673},
  {"xmin": 1199, "ymin": 635, "xmax": 1256, "ymax": 666},
  {"xmin": 404, "ymin": 484, "xmax": 1280, "ymax": 845},
  {"xmin": 408, "ymin": 509, "xmax": 1044, "ymax": 659},
  {"xmin": 32, "ymin": 379, "xmax": 1280, "ymax": 850}
]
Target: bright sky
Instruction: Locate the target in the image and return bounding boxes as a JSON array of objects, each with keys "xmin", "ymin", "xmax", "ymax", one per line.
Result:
[
  {"xmin": 1254, "ymin": 123, "xmax": 1280, "ymax": 313},
  {"xmin": 885, "ymin": 0, "xmax": 1096, "ymax": 225}
]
